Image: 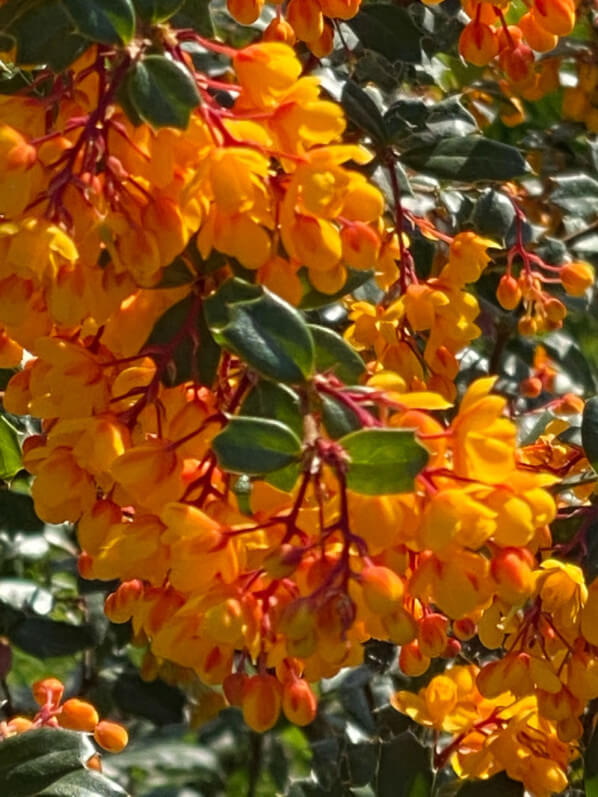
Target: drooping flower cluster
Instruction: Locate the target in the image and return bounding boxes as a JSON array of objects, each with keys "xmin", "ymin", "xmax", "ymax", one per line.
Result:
[
  {"xmin": 0, "ymin": 4, "xmax": 595, "ymax": 795},
  {"xmin": 0, "ymin": 677, "xmax": 128, "ymax": 760}
]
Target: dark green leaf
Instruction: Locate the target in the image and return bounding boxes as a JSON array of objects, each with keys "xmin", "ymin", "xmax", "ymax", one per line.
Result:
[
  {"xmin": 10, "ymin": 617, "xmax": 96, "ymax": 657},
  {"xmin": 551, "ymin": 174, "xmax": 598, "ymax": 221},
  {"xmin": 456, "ymin": 771, "xmax": 524, "ymax": 797},
  {"xmin": 341, "ymin": 80, "xmax": 388, "ymax": 146},
  {"xmin": 209, "ymin": 288, "xmax": 315, "ymax": 384},
  {"xmin": 582, "ymin": 396, "xmax": 598, "ymax": 472},
  {"xmin": 340, "ymin": 428, "xmax": 428, "ymax": 495},
  {"xmin": 0, "ymin": 415, "xmax": 21, "ymax": 480},
  {"xmin": 203, "ymin": 278, "xmax": 261, "ymax": 329},
  {"xmin": 425, "ymin": 97, "xmax": 478, "ymax": 139},
  {"xmin": 63, "ymin": 0, "xmax": 135, "ymax": 45},
  {"xmin": 134, "ymin": 0, "xmax": 184, "ymax": 23},
  {"xmin": 196, "ymin": 302, "xmax": 221, "ymax": 388},
  {"xmin": 402, "ymin": 136, "xmax": 527, "ymax": 182},
  {"xmin": 347, "ymin": 5, "xmax": 423, "ymax": 64},
  {"xmin": 345, "ymin": 741, "xmax": 377, "ymax": 786},
  {"xmin": 212, "ymin": 417, "xmax": 302, "ymax": 475},
  {"xmin": 309, "ymin": 325, "xmax": 366, "ymax": 385},
  {"xmin": 240, "ymin": 382, "xmax": 302, "ymax": 439},
  {"xmin": 265, "ymin": 462, "xmax": 302, "ymax": 493},
  {"xmin": 171, "ymin": 0, "xmax": 214, "ymax": 36},
  {"xmin": 472, "ymin": 189, "xmax": 516, "ymax": 246},
  {"xmin": 0, "ymin": 728, "xmax": 92, "ymax": 797},
  {"xmin": 8, "ymin": 0, "xmax": 86, "ymax": 70},
  {"xmin": 145, "ymin": 295, "xmax": 194, "ymax": 386},
  {"xmin": 151, "ymin": 256, "xmax": 195, "ymax": 288},
  {"xmin": 38, "ymin": 768, "xmax": 128, "ymax": 797},
  {"xmin": 0, "ymin": 491, "xmax": 44, "ymax": 532},
  {"xmin": 113, "ymin": 673, "xmax": 185, "ymax": 725},
  {"xmin": 126, "ymin": 55, "xmax": 200, "ymax": 129},
  {"xmin": 321, "ymin": 393, "xmax": 361, "ymax": 440},
  {"xmin": 376, "ymin": 731, "xmax": 432, "ymax": 797}
]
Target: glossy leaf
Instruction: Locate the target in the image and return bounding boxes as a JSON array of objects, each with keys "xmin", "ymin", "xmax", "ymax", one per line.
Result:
[
  {"xmin": 240, "ymin": 381, "xmax": 303, "ymax": 439},
  {"xmin": 341, "ymin": 80, "xmax": 388, "ymax": 147},
  {"xmin": 63, "ymin": 0, "xmax": 135, "ymax": 45},
  {"xmin": 0, "ymin": 415, "xmax": 21, "ymax": 481},
  {"xmin": 376, "ymin": 731, "xmax": 433, "ymax": 797},
  {"xmin": 133, "ymin": 0, "xmax": 184, "ymax": 23},
  {"xmin": 8, "ymin": 0, "xmax": 87, "ymax": 70},
  {"xmin": 0, "ymin": 728, "xmax": 93, "ymax": 797},
  {"xmin": 126, "ymin": 55, "xmax": 200, "ymax": 129},
  {"xmin": 321, "ymin": 394, "xmax": 361, "ymax": 440},
  {"xmin": 456, "ymin": 772, "xmax": 523, "ymax": 796},
  {"xmin": 209, "ymin": 287, "xmax": 315, "ymax": 384},
  {"xmin": 347, "ymin": 4, "xmax": 423, "ymax": 64},
  {"xmin": 10, "ymin": 617, "xmax": 96, "ymax": 657},
  {"xmin": 309, "ymin": 325, "xmax": 366, "ymax": 385},
  {"xmin": 402, "ymin": 136, "xmax": 527, "ymax": 181},
  {"xmin": 38, "ymin": 769, "xmax": 128, "ymax": 797},
  {"xmin": 340, "ymin": 428, "xmax": 428, "ymax": 494},
  {"xmin": 213, "ymin": 417, "xmax": 302, "ymax": 475}
]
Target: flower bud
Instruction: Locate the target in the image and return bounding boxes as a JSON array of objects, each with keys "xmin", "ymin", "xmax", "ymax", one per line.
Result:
[
  {"xmin": 32, "ymin": 677, "xmax": 64, "ymax": 708},
  {"xmin": 94, "ymin": 721, "xmax": 129, "ymax": 753},
  {"xmin": 282, "ymin": 679, "xmax": 317, "ymax": 726},
  {"xmin": 59, "ymin": 698, "xmax": 99, "ymax": 732}
]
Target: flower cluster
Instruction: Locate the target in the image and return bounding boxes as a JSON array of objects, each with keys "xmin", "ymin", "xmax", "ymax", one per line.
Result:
[
  {"xmin": 0, "ymin": 677, "xmax": 128, "ymax": 761},
  {"xmin": 0, "ymin": 5, "xmax": 595, "ymax": 795}
]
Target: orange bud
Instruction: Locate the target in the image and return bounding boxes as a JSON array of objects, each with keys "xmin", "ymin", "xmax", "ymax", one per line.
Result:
[
  {"xmin": 59, "ymin": 698, "xmax": 100, "ymax": 732},
  {"xmin": 32, "ymin": 677, "xmax": 64, "ymax": 708},
  {"xmin": 8, "ymin": 716, "xmax": 34, "ymax": 733},
  {"xmin": 417, "ymin": 613, "xmax": 449, "ymax": 658},
  {"xmin": 497, "ymin": 274, "xmax": 522, "ymax": 310},
  {"xmin": 86, "ymin": 753, "xmax": 102, "ymax": 772},
  {"xmin": 532, "ymin": 0, "xmax": 575, "ymax": 36},
  {"xmin": 490, "ymin": 548, "xmax": 535, "ymax": 605},
  {"xmin": 520, "ymin": 377, "xmax": 543, "ymax": 398},
  {"xmin": 223, "ymin": 672, "xmax": 248, "ymax": 707},
  {"xmin": 561, "ymin": 261, "xmax": 594, "ymax": 296},
  {"xmin": 459, "ymin": 22, "xmax": 499, "ymax": 67},
  {"xmin": 361, "ymin": 565, "xmax": 404, "ymax": 614},
  {"xmin": 242, "ymin": 675, "xmax": 281, "ymax": 732},
  {"xmin": 281, "ymin": 679, "xmax": 317, "ymax": 726},
  {"xmin": 453, "ymin": 617, "xmax": 477, "ymax": 641},
  {"xmin": 399, "ymin": 640, "xmax": 431, "ymax": 677},
  {"xmin": 263, "ymin": 16, "xmax": 296, "ymax": 45},
  {"xmin": 94, "ymin": 721, "xmax": 129, "ymax": 753}
]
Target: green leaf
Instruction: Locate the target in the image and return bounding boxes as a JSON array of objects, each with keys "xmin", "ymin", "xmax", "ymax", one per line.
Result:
[
  {"xmin": 171, "ymin": 0, "xmax": 214, "ymax": 36},
  {"xmin": 582, "ymin": 396, "xmax": 598, "ymax": 472},
  {"xmin": 0, "ymin": 490, "xmax": 44, "ymax": 532},
  {"xmin": 0, "ymin": 728, "xmax": 93, "ymax": 797},
  {"xmin": 134, "ymin": 0, "xmax": 184, "ymax": 23},
  {"xmin": 402, "ymin": 136, "xmax": 527, "ymax": 182},
  {"xmin": 456, "ymin": 772, "xmax": 524, "ymax": 796},
  {"xmin": 347, "ymin": 4, "xmax": 423, "ymax": 64},
  {"xmin": 10, "ymin": 617, "xmax": 96, "ymax": 657},
  {"xmin": 341, "ymin": 80, "xmax": 388, "ymax": 147},
  {"xmin": 38, "ymin": 768, "xmax": 128, "ymax": 797},
  {"xmin": 144, "ymin": 295, "xmax": 220, "ymax": 387},
  {"xmin": 126, "ymin": 55, "xmax": 200, "ymax": 129},
  {"xmin": 213, "ymin": 417, "xmax": 302, "ymax": 475},
  {"xmin": 265, "ymin": 462, "xmax": 302, "ymax": 493},
  {"xmin": 320, "ymin": 394, "xmax": 361, "ymax": 440},
  {"xmin": 113, "ymin": 673, "xmax": 185, "ymax": 725},
  {"xmin": 472, "ymin": 188, "xmax": 516, "ymax": 246},
  {"xmin": 208, "ymin": 287, "xmax": 315, "ymax": 384},
  {"xmin": 63, "ymin": 0, "xmax": 135, "ymax": 45},
  {"xmin": 309, "ymin": 325, "xmax": 366, "ymax": 385},
  {"xmin": 241, "ymin": 381, "xmax": 303, "ymax": 439},
  {"xmin": 0, "ymin": 415, "xmax": 21, "ymax": 481},
  {"xmin": 376, "ymin": 732, "xmax": 432, "ymax": 797},
  {"xmin": 551, "ymin": 174, "xmax": 598, "ymax": 222},
  {"xmin": 150, "ymin": 256, "xmax": 195, "ymax": 288},
  {"xmin": 8, "ymin": 0, "xmax": 87, "ymax": 70},
  {"xmin": 340, "ymin": 428, "xmax": 428, "ymax": 495}
]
